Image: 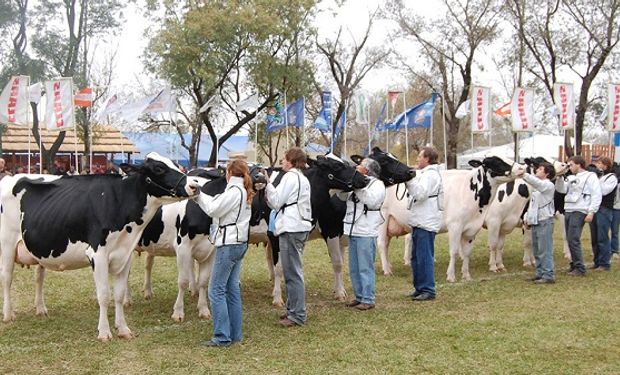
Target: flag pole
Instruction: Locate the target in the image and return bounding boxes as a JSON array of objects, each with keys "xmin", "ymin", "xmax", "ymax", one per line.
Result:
[
  {"xmin": 343, "ymin": 98, "xmax": 348, "ymax": 158},
  {"xmin": 367, "ymin": 98, "xmax": 371, "ymax": 153},
  {"xmin": 386, "ymin": 91, "xmax": 390, "ymax": 152},
  {"xmin": 26, "ymin": 76, "xmax": 31, "ymax": 172},
  {"xmin": 403, "ymin": 90, "xmax": 409, "ymax": 166},
  {"xmin": 301, "ymin": 97, "xmax": 306, "ymax": 150},
  {"xmin": 284, "ymin": 92, "xmax": 289, "ymax": 148},
  {"xmin": 72, "ymin": 80, "xmax": 79, "ymax": 174},
  {"xmin": 254, "ymin": 123, "xmax": 258, "ymax": 164},
  {"xmin": 38, "ymin": 100, "xmax": 43, "ymax": 173},
  {"xmin": 442, "ymin": 95, "xmax": 448, "ymax": 167},
  {"xmin": 215, "ymin": 133, "xmax": 219, "ymax": 167}
]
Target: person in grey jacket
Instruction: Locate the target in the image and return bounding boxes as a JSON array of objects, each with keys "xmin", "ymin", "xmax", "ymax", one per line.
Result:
[
  {"xmin": 519, "ymin": 162, "xmax": 556, "ymax": 283},
  {"xmin": 555, "ymin": 156, "xmax": 602, "ymax": 276},
  {"xmin": 338, "ymin": 158, "xmax": 386, "ymax": 311}
]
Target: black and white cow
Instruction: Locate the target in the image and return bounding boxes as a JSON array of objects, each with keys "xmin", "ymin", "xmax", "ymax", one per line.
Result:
[
  {"xmin": 0, "ymin": 153, "xmax": 199, "ymax": 341},
  {"xmin": 484, "ymin": 157, "xmax": 569, "ymax": 272},
  {"xmin": 377, "ymin": 156, "xmax": 525, "ymax": 281}
]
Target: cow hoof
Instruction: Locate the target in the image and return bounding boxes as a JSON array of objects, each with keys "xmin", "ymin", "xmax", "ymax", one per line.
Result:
[
  {"xmin": 272, "ymin": 298, "xmax": 285, "ymax": 307},
  {"xmin": 35, "ymin": 308, "xmax": 48, "ymax": 317},
  {"xmin": 117, "ymin": 329, "xmax": 134, "ymax": 340},
  {"xmin": 143, "ymin": 291, "xmax": 154, "ymax": 300},
  {"xmin": 462, "ymin": 275, "xmax": 472, "ymax": 281},
  {"xmin": 334, "ymin": 292, "xmax": 347, "ymax": 302},
  {"xmin": 123, "ymin": 298, "xmax": 133, "ymax": 308},
  {"xmin": 522, "ymin": 262, "xmax": 534, "ymax": 268},
  {"xmin": 498, "ymin": 266, "xmax": 506, "ymax": 272},
  {"xmin": 98, "ymin": 332, "xmax": 113, "ymax": 342},
  {"xmin": 171, "ymin": 312, "xmax": 185, "ymax": 322},
  {"xmin": 198, "ymin": 309, "xmax": 211, "ymax": 320},
  {"xmin": 446, "ymin": 275, "xmax": 456, "ymax": 283}
]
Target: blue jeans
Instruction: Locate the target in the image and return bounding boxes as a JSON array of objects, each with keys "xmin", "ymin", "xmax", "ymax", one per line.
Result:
[
  {"xmin": 565, "ymin": 211, "xmax": 587, "ymax": 274},
  {"xmin": 348, "ymin": 236, "xmax": 377, "ymax": 305},
  {"xmin": 611, "ymin": 209, "xmax": 620, "ymax": 255},
  {"xmin": 410, "ymin": 227, "xmax": 436, "ymax": 296},
  {"xmin": 593, "ymin": 207, "xmax": 613, "ymax": 269},
  {"xmin": 208, "ymin": 243, "xmax": 248, "ymax": 345},
  {"xmin": 279, "ymin": 232, "xmax": 309, "ymax": 325},
  {"xmin": 532, "ymin": 218, "xmax": 555, "ymax": 280}
]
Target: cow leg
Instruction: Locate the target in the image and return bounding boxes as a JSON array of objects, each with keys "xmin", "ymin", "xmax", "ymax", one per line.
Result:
[
  {"xmin": 196, "ymin": 251, "xmax": 215, "ymax": 319},
  {"xmin": 403, "ymin": 233, "xmax": 412, "ymax": 266},
  {"xmin": 142, "ymin": 252, "xmax": 155, "ymax": 300},
  {"xmin": 446, "ymin": 229, "xmax": 462, "ymax": 283},
  {"xmin": 34, "ymin": 265, "xmax": 48, "ymax": 317},
  {"xmin": 460, "ymin": 237, "xmax": 475, "ymax": 281},
  {"xmin": 487, "ymin": 227, "xmax": 500, "ymax": 272},
  {"xmin": 494, "ymin": 235, "xmax": 507, "ymax": 272},
  {"xmin": 113, "ymin": 258, "xmax": 134, "ymax": 339},
  {"xmin": 1, "ymin": 232, "xmax": 19, "ymax": 322},
  {"xmin": 326, "ymin": 236, "xmax": 347, "ymax": 301},
  {"xmin": 172, "ymin": 245, "xmax": 193, "ymax": 322},
  {"xmin": 92, "ymin": 253, "xmax": 113, "ymax": 341},
  {"xmin": 557, "ymin": 213, "xmax": 571, "ymax": 260},
  {"xmin": 377, "ymin": 220, "xmax": 393, "ymax": 275},
  {"xmin": 522, "ymin": 227, "xmax": 535, "ymax": 267},
  {"xmin": 265, "ymin": 240, "xmax": 284, "ymax": 307},
  {"xmin": 189, "ymin": 260, "xmax": 198, "ymax": 297}
]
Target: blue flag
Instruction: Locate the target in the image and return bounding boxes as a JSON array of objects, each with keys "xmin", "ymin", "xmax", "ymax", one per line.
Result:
[
  {"xmin": 285, "ymin": 97, "xmax": 305, "ymax": 128},
  {"xmin": 266, "ymin": 94, "xmax": 285, "ymax": 132},
  {"xmin": 374, "ymin": 102, "xmax": 388, "ymax": 132},
  {"xmin": 392, "ymin": 93, "xmax": 439, "ymax": 130},
  {"xmin": 312, "ymin": 91, "xmax": 332, "ymax": 132}
]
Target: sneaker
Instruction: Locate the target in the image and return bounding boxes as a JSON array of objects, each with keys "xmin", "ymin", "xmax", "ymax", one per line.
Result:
[
  {"xmin": 278, "ymin": 317, "xmax": 300, "ymax": 328},
  {"xmin": 354, "ymin": 303, "xmax": 375, "ymax": 311},
  {"xmin": 412, "ymin": 292, "xmax": 436, "ymax": 301},
  {"xmin": 567, "ymin": 270, "xmax": 586, "ymax": 277},
  {"xmin": 593, "ymin": 266, "xmax": 610, "ymax": 272},
  {"xmin": 201, "ymin": 340, "xmax": 231, "ymax": 348},
  {"xmin": 528, "ymin": 276, "xmax": 542, "ymax": 281},
  {"xmin": 534, "ymin": 278, "xmax": 555, "ymax": 284},
  {"xmin": 345, "ymin": 300, "xmax": 361, "ymax": 307}
]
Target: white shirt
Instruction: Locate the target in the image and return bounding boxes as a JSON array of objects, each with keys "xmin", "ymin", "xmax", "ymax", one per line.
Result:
[
  {"xmin": 339, "ymin": 176, "xmax": 386, "ymax": 237},
  {"xmin": 523, "ymin": 173, "xmax": 555, "ymax": 224},
  {"xmin": 265, "ymin": 168, "xmax": 312, "ymax": 236},
  {"xmin": 555, "ymin": 170, "xmax": 602, "ymax": 214},
  {"xmin": 406, "ymin": 164, "xmax": 443, "ymax": 232},
  {"xmin": 195, "ymin": 176, "xmax": 251, "ymax": 246}
]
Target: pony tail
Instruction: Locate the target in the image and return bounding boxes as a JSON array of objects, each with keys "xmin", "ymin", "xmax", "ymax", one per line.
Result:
[{"xmin": 244, "ymin": 173, "xmax": 255, "ymax": 204}]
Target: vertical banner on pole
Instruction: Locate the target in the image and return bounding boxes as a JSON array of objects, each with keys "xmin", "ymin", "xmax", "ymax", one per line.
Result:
[
  {"xmin": 471, "ymin": 86, "xmax": 491, "ymax": 133},
  {"xmin": 511, "ymin": 87, "xmax": 534, "ymax": 132},
  {"xmin": 553, "ymin": 82, "xmax": 575, "ymax": 130},
  {"xmin": 44, "ymin": 78, "xmax": 75, "ymax": 131},
  {"xmin": 0, "ymin": 75, "xmax": 31, "ymax": 126},
  {"xmin": 607, "ymin": 83, "xmax": 620, "ymax": 132}
]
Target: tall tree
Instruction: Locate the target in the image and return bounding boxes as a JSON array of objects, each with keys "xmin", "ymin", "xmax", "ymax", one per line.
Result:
[
  {"xmin": 316, "ymin": 11, "xmax": 387, "ymax": 155},
  {"xmin": 144, "ymin": 0, "xmax": 317, "ymax": 167},
  {"xmin": 388, "ymin": 0, "xmax": 501, "ymax": 168}
]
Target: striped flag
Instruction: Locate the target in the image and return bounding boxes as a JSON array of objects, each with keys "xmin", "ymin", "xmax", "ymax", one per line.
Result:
[{"xmin": 74, "ymin": 87, "xmax": 93, "ymax": 107}]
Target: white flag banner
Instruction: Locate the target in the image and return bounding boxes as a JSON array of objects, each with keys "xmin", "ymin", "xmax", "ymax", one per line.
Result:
[
  {"xmin": 29, "ymin": 82, "xmax": 42, "ymax": 104},
  {"xmin": 199, "ymin": 95, "xmax": 219, "ymax": 113},
  {"xmin": 355, "ymin": 92, "xmax": 369, "ymax": 124},
  {"xmin": 510, "ymin": 87, "xmax": 534, "ymax": 132},
  {"xmin": 0, "ymin": 75, "xmax": 30, "ymax": 126},
  {"xmin": 117, "ymin": 95, "xmax": 153, "ymax": 123},
  {"xmin": 94, "ymin": 93, "xmax": 121, "ymax": 122},
  {"xmin": 44, "ymin": 78, "xmax": 75, "ymax": 130},
  {"xmin": 607, "ymin": 84, "xmax": 620, "ymax": 132},
  {"xmin": 145, "ymin": 87, "xmax": 175, "ymax": 114},
  {"xmin": 234, "ymin": 93, "xmax": 260, "ymax": 112},
  {"xmin": 455, "ymin": 99, "xmax": 470, "ymax": 119},
  {"xmin": 471, "ymin": 87, "xmax": 491, "ymax": 132},
  {"xmin": 553, "ymin": 82, "xmax": 575, "ymax": 130}
]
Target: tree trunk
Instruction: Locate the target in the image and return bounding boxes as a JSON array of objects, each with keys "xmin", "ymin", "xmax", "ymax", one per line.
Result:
[{"xmin": 446, "ymin": 119, "xmax": 459, "ymax": 169}]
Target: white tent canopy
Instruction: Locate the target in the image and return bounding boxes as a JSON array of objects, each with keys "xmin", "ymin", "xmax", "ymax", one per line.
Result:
[{"xmin": 457, "ymin": 134, "xmax": 589, "ymax": 169}]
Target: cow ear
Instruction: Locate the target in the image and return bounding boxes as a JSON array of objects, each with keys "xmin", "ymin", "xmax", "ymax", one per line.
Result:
[
  {"xmin": 120, "ymin": 163, "xmax": 140, "ymax": 176},
  {"xmin": 468, "ymin": 160, "xmax": 483, "ymax": 168},
  {"xmin": 524, "ymin": 158, "xmax": 532, "ymax": 165},
  {"xmin": 350, "ymin": 155, "xmax": 363, "ymax": 165},
  {"xmin": 307, "ymin": 157, "xmax": 317, "ymax": 167},
  {"xmin": 372, "ymin": 146, "xmax": 383, "ymax": 153}
]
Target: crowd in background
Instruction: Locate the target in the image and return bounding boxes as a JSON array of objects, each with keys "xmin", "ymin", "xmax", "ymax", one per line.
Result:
[{"xmin": 0, "ymin": 158, "xmax": 120, "ymax": 176}]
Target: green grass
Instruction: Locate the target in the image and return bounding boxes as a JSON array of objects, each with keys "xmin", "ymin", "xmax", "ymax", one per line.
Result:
[{"xmin": 1, "ymin": 227, "xmax": 619, "ymax": 374}]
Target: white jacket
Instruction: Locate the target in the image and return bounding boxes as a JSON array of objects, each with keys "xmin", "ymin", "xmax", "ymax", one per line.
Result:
[
  {"xmin": 555, "ymin": 170, "xmax": 602, "ymax": 214},
  {"xmin": 339, "ymin": 176, "xmax": 386, "ymax": 237},
  {"xmin": 266, "ymin": 168, "xmax": 312, "ymax": 236},
  {"xmin": 406, "ymin": 164, "xmax": 443, "ymax": 232},
  {"xmin": 195, "ymin": 176, "xmax": 251, "ymax": 246},
  {"xmin": 523, "ymin": 174, "xmax": 555, "ymax": 225}
]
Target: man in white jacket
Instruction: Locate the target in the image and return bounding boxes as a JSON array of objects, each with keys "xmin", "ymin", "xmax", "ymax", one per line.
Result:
[
  {"xmin": 265, "ymin": 147, "xmax": 312, "ymax": 327},
  {"xmin": 338, "ymin": 158, "xmax": 386, "ymax": 311},
  {"xmin": 406, "ymin": 147, "xmax": 443, "ymax": 301},
  {"xmin": 555, "ymin": 155, "xmax": 602, "ymax": 276}
]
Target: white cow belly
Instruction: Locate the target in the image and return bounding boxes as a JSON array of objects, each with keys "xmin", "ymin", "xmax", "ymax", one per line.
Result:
[{"xmin": 35, "ymin": 241, "xmax": 91, "ymax": 271}]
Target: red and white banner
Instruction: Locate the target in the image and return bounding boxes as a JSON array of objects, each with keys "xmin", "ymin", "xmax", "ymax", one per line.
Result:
[
  {"xmin": 388, "ymin": 91, "xmax": 402, "ymax": 110},
  {"xmin": 94, "ymin": 93, "xmax": 120, "ymax": 122},
  {"xmin": 510, "ymin": 87, "xmax": 534, "ymax": 132},
  {"xmin": 145, "ymin": 87, "xmax": 175, "ymax": 114},
  {"xmin": 607, "ymin": 84, "xmax": 620, "ymax": 132},
  {"xmin": 0, "ymin": 75, "xmax": 30, "ymax": 126},
  {"xmin": 471, "ymin": 86, "xmax": 491, "ymax": 132},
  {"xmin": 44, "ymin": 78, "xmax": 75, "ymax": 131},
  {"xmin": 553, "ymin": 82, "xmax": 574, "ymax": 130},
  {"xmin": 74, "ymin": 87, "xmax": 93, "ymax": 107}
]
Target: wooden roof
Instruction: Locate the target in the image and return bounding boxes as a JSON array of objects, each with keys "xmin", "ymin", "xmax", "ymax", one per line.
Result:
[{"xmin": 1, "ymin": 125, "xmax": 138, "ymax": 154}]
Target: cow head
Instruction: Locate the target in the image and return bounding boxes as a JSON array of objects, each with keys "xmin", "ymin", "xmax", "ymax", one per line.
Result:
[
  {"xmin": 469, "ymin": 155, "xmax": 525, "ymax": 183},
  {"xmin": 309, "ymin": 153, "xmax": 369, "ymax": 191},
  {"xmin": 121, "ymin": 153, "xmax": 199, "ymax": 200},
  {"xmin": 524, "ymin": 156, "xmax": 569, "ymax": 177},
  {"xmin": 351, "ymin": 147, "xmax": 415, "ymax": 186}
]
